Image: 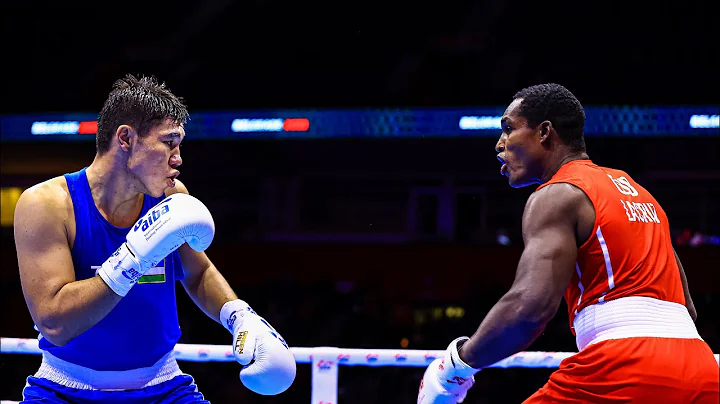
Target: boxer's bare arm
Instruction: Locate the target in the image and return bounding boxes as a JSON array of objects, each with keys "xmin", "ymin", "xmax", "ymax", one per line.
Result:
[
  {"xmin": 166, "ymin": 180, "xmax": 238, "ymax": 325},
  {"xmin": 458, "ymin": 184, "xmax": 583, "ymax": 368},
  {"xmin": 14, "ymin": 180, "xmax": 122, "ymax": 347},
  {"xmin": 673, "ymin": 249, "xmax": 697, "ymax": 321}
]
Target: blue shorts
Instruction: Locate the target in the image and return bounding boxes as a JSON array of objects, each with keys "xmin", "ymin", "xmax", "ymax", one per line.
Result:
[{"xmin": 21, "ymin": 374, "xmax": 210, "ymax": 404}]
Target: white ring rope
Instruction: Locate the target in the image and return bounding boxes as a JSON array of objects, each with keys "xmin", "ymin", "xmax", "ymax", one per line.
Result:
[
  {"xmin": 2, "ymin": 337, "xmax": 717, "ymax": 404},
  {"xmin": 2, "ymin": 337, "xmax": 718, "ymax": 366}
]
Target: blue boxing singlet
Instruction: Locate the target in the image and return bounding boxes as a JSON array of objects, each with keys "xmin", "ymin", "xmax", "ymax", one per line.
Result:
[{"xmin": 37, "ymin": 167, "xmax": 184, "ymax": 371}]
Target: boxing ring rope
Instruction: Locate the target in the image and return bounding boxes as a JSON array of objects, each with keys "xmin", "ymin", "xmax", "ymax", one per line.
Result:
[{"xmin": 2, "ymin": 338, "xmax": 718, "ymax": 404}]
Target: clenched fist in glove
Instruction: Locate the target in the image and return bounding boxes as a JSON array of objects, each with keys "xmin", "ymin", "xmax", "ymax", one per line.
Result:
[
  {"xmin": 220, "ymin": 299, "xmax": 296, "ymax": 395},
  {"xmin": 98, "ymin": 193, "xmax": 215, "ymax": 297},
  {"xmin": 418, "ymin": 337, "xmax": 482, "ymax": 404}
]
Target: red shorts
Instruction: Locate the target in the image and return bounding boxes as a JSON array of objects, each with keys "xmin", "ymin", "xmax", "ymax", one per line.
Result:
[{"xmin": 524, "ymin": 337, "xmax": 719, "ymax": 404}]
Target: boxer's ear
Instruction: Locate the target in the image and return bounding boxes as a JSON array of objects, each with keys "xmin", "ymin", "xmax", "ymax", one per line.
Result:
[{"xmin": 117, "ymin": 125, "xmax": 135, "ymax": 152}]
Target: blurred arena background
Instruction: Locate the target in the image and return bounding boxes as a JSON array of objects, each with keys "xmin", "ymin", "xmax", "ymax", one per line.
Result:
[{"xmin": 1, "ymin": 0, "xmax": 718, "ymax": 403}]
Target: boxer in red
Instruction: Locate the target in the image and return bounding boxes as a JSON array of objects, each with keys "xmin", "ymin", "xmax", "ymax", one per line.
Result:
[{"xmin": 417, "ymin": 83, "xmax": 719, "ymax": 404}]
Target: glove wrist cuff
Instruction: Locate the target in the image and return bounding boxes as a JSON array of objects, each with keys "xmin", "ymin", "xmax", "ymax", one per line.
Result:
[
  {"xmin": 220, "ymin": 299, "xmax": 252, "ymax": 334},
  {"xmin": 97, "ymin": 243, "xmax": 142, "ymax": 297},
  {"xmin": 445, "ymin": 337, "xmax": 482, "ymax": 380}
]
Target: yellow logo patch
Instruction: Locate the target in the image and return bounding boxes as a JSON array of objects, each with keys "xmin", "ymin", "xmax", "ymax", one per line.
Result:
[{"xmin": 235, "ymin": 331, "xmax": 249, "ymax": 355}]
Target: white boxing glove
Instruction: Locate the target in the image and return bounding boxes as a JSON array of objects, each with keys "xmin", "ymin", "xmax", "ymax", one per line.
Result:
[
  {"xmin": 220, "ymin": 299, "xmax": 296, "ymax": 395},
  {"xmin": 417, "ymin": 337, "xmax": 481, "ymax": 404},
  {"xmin": 97, "ymin": 193, "xmax": 215, "ymax": 296}
]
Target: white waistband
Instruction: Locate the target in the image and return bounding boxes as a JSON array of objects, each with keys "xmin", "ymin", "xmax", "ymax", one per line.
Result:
[
  {"xmin": 574, "ymin": 296, "xmax": 701, "ymax": 351},
  {"xmin": 34, "ymin": 350, "xmax": 183, "ymax": 390}
]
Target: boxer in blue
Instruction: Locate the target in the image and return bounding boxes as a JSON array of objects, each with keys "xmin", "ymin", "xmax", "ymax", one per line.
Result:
[{"xmin": 13, "ymin": 74, "xmax": 295, "ymax": 403}]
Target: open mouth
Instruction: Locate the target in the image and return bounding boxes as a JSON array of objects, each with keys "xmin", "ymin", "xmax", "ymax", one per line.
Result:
[
  {"xmin": 166, "ymin": 173, "xmax": 179, "ymax": 187},
  {"xmin": 497, "ymin": 155, "xmax": 508, "ymax": 176}
]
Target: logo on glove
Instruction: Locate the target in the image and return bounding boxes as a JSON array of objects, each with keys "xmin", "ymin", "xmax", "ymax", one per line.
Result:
[
  {"xmin": 133, "ymin": 203, "xmax": 171, "ymax": 233},
  {"xmin": 121, "ymin": 267, "xmax": 142, "ymax": 282},
  {"xmin": 235, "ymin": 330, "xmax": 249, "ymax": 355},
  {"xmin": 447, "ymin": 376, "xmax": 470, "ymax": 386},
  {"xmin": 259, "ymin": 318, "xmax": 289, "ymax": 349},
  {"xmin": 226, "ymin": 311, "xmax": 238, "ymax": 331}
]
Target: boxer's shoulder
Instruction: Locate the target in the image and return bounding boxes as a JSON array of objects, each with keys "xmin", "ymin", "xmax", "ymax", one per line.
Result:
[
  {"xmin": 19, "ymin": 176, "xmax": 72, "ymax": 215},
  {"xmin": 16, "ymin": 176, "xmax": 74, "ymax": 238}
]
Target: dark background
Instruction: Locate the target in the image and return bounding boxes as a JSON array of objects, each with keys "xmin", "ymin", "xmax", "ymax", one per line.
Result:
[{"xmin": 1, "ymin": 0, "xmax": 719, "ymax": 403}]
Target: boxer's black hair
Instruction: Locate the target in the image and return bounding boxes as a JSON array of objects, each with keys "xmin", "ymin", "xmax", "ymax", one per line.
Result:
[
  {"xmin": 96, "ymin": 74, "xmax": 188, "ymax": 155},
  {"xmin": 513, "ymin": 83, "xmax": 586, "ymax": 152}
]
